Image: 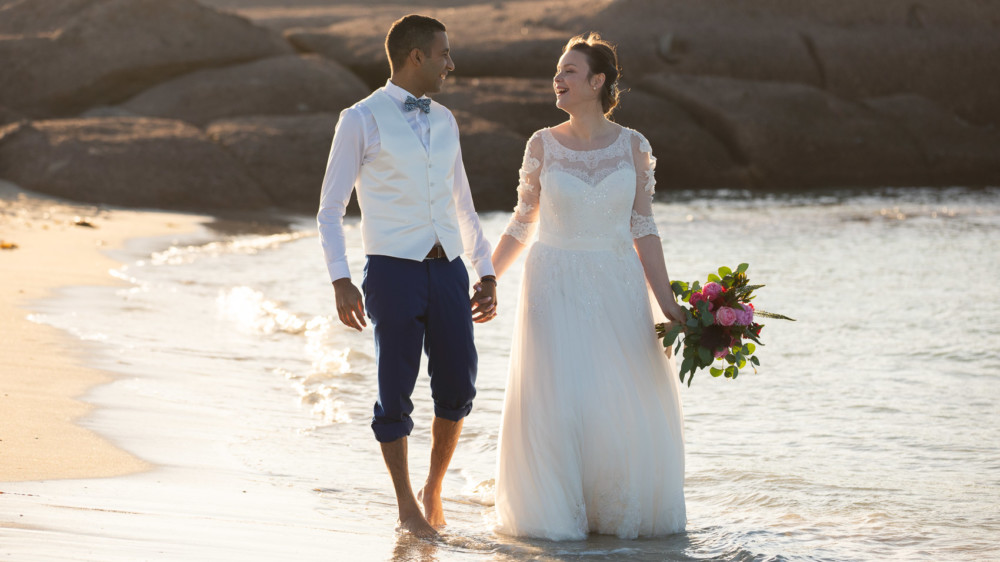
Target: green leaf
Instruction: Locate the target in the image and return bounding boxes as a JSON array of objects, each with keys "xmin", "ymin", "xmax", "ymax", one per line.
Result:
[
  {"xmin": 737, "ymin": 357, "xmax": 746, "ymax": 369},
  {"xmin": 698, "ymin": 347, "xmax": 712, "ymax": 364},
  {"xmin": 680, "ymin": 357, "xmax": 693, "ymax": 378},
  {"xmin": 700, "ymin": 309, "xmax": 714, "ymax": 327},
  {"xmin": 718, "ymin": 266, "xmax": 732, "ymax": 277},
  {"xmin": 671, "ymin": 281, "xmax": 687, "ymax": 297},
  {"xmin": 732, "ymin": 366, "xmax": 740, "ymax": 379},
  {"xmin": 710, "ymin": 367, "xmax": 724, "ymax": 377},
  {"xmin": 687, "ymin": 318, "xmax": 700, "ymax": 328},
  {"xmin": 745, "ymin": 343, "xmax": 756, "ymax": 354},
  {"xmin": 662, "ymin": 323, "xmax": 683, "ymax": 346},
  {"xmin": 737, "ymin": 263, "xmax": 749, "ymax": 274},
  {"xmin": 755, "ymin": 309, "xmax": 797, "ymax": 321},
  {"xmin": 708, "ymin": 273, "xmax": 721, "ymax": 283},
  {"xmin": 724, "ymin": 366, "xmax": 734, "ymax": 378},
  {"xmin": 750, "ymin": 356, "xmax": 760, "ymax": 366}
]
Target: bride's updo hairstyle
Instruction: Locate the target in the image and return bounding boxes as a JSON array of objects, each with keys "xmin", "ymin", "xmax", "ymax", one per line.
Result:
[{"xmin": 563, "ymin": 32, "xmax": 622, "ymax": 117}]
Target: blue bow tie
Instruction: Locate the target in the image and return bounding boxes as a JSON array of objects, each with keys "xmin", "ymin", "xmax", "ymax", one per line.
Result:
[{"xmin": 404, "ymin": 96, "xmax": 431, "ymax": 114}]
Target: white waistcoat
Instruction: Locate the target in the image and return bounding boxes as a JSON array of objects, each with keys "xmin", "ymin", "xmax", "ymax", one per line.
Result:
[{"xmin": 356, "ymin": 90, "xmax": 463, "ymax": 262}]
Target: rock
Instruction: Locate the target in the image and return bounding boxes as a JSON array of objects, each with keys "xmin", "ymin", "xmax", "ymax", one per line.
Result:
[
  {"xmin": 807, "ymin": 27, "xmax": 1000, "ymax": 127},
  {"xmin": 118, "ymin": 54, "xmax": 370, "ymax": 126},
  {"xmin": 436, "ymin": 77, "xmax": 749, "ymax": 191},
  {"xmin": 285, "ymin": 1, "xmax": 580, "ymax": 88},
  {"xmin": 433, "ymin": 77, "xmax": 564, "ymax": 138},
  {"xmin": 451, "ymin": 111, "xmax": 528, "ymax": 212},
  {"xmin": 864, "ymin": 95, "xmax": 1000, "ymax": 186},
  {"xmin": 613, "ymin": 88, "xmax": 750, "ymax": 190},
  {"xmin": 0, "ymin": 0, "xmax": 292, "ymax": 118},
  {"xmin": 639, "ymin": 73, "xmax": 929, "ymax": 189},
  {"xmin": 559, "ymin": 0, "xmax": 823, "ymax": 86},
  {"xmin": 0, "ymin": 105, "xmax": 26, "ymax": 126},
  {"xmin": 568, "ymin": 0, "xmax": 1000, "ymax": 126},
  {"xmin": 206, "ymin": 113, "xmax": 339, "ymax": 213},
  {"xmin": 0, "ymin": 117, "xmax": 272, "ymax": 210}
]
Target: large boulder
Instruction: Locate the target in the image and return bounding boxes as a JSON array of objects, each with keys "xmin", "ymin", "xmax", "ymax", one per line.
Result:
[
  {"xmin": 569, "ymin": 0, "xmax": 1000, "ymax": 126},
  {"xmin": 450, "ymin": 110, "xmax": 528, "ymax": 212},
  {"xmin": 639, "ymin": 73, "xmax": 929, "ymax": 189},
  {"xmin": 0, "ymin": 117, "xmax": 272, "ymax": 210},
  {"xmin": 613, "ymin": 88, "xmax": 750, "ymax": 190},
  {"xmin": 433, "ymin": 77, "xmax": 564, "ymax": 138},
  {"xmin": 0, "ymin": 0, "xmax": 292, "ymax": 118},
  {"xmin": 118, "ymin": 55, "xmax": 369, "ymax": 126},
  {"xmin": 807, "ymin": 27, "xmax": 1000, "ymax": 127},
  {"xmin": 864, "ymin": 95, "xmax": 1000, "ymax": 186},
  {"xmin": 285, "ymin": 1, "xmax": 581, "ymax": 88},
  {"xmin": 206, "ymin": 113, "xmax": 339, "ymax": 213}
]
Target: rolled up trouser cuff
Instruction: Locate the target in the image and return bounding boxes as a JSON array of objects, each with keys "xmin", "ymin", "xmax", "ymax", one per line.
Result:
[{"xmin": 371, "ymin": 417, "xmax": 415, "ymax": 443}]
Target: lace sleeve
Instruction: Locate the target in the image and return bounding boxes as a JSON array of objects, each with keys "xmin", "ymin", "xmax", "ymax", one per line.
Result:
[
  {"xmin": 502, "ymin": 132, "xmax": 544, "ymax": 244},
  {"xmin": 630, "ymin": 131, "xmax": 659, "ymax": 239}
]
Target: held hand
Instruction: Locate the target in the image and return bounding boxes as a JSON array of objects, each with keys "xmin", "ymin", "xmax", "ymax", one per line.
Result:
[
  {"xmin": 332, "ymin": 278, "xmax": 366, "ymax": 331},
  {"xmin": 470, "ymin": 278, "xmax": 497, "ymax": 323},
  {"xmin": 663, "ymin": 300, "xmax": 687, "ymax": 325}
]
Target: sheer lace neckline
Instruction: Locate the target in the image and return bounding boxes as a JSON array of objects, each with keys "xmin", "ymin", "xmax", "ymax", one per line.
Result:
[{"xmin": 543, "ymin": 126, "xmax": 624, "ymax": 153}]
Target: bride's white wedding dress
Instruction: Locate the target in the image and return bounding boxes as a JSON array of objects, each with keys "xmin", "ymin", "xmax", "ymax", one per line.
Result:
[{"xmin": 494, "ymin": 126, "xmax": 686, "ymax": 541}]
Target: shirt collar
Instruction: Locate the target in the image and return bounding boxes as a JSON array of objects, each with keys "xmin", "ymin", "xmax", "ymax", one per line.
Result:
[{"xmin": 383, "ymin": 80, "xmax": 429, "ymax": 106}]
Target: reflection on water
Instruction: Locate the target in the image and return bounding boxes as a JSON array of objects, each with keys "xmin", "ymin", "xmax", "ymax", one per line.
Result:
[{"xmin": 22, "ymin": 188, "xmax": 1000, "ymax": 561}]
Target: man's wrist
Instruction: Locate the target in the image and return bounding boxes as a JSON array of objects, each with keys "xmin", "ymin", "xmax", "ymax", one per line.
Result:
[{"xmin": 480, "ymin": 275, "xmax": 497, "ymax": 286}]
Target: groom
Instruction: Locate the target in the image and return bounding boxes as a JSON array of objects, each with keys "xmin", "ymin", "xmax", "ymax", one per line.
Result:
[{"xmin": 317, "ymin": 15, "xmax": 497, "ymax": 537}]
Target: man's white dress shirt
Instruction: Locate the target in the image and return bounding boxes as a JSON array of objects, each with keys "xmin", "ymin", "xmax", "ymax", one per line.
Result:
[{"xmin": 318, "ymin": 80, "xmax": 495, "ymax": 283}]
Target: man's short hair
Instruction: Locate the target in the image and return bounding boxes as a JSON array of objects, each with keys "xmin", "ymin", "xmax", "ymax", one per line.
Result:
[{"xmin": 385, "ymin": 15, "xmax": 447, "ymax": 72}]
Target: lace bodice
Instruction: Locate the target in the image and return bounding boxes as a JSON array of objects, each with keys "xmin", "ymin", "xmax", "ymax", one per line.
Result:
[{"xmin": 502, "ymin": 127, "xmax": 659, "ymax": 248}]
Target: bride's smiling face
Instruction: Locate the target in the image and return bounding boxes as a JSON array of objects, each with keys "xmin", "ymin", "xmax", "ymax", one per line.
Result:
[{"xmin": 553, "ymin": 50, "xmax": 604, "ymax": 113}]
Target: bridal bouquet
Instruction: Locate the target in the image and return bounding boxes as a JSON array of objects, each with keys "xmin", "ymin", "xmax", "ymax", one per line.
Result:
[{"xmin": 655, "ymin": 263, "xmax": 794, "ymax": 386}]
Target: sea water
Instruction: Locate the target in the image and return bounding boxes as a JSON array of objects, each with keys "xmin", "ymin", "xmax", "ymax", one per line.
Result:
[{"xmin": 8, "ymin": 188, "xmax": 1000, "ymax": 561}]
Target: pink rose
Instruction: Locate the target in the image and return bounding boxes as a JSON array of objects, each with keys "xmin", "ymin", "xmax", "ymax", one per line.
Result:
[
  {"xmin": 715, "ymin": 306, "xmax": 738, "ymax": 326},
  {"xmin": 702, "ymin": 282, "xmax": 723, "ymax": 300},
  {"xmin": 689, "ymin": 291, "xmax": 705, "ymax": 306},
  {"xmin": 736, "ymin": 303, "xmax": 754, "ymax": 325}
]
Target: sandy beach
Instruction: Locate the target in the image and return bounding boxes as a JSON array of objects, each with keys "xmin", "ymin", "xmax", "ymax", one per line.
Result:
[{"xmin": 0, "ymin": 181, "xmax": 207, "ymax": 482}]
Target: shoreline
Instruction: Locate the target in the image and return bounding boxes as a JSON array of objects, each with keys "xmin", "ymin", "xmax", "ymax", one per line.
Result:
[{"xmin": 0, "ymin": 181, "xmax": 210, "ymax": 482}]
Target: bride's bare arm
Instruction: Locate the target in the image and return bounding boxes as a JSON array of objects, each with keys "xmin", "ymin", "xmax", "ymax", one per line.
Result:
[
  {"xmin": 492, "ymin": 132, "xmax": 544, "ymax": 280},
  {"xmin": 630, "ymin": 132, "xmax": 685, "ymax": 323}
]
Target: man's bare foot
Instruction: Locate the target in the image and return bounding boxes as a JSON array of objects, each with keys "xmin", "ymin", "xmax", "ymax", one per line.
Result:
[
  {"xmin": 397, "ymin": 505, "xmax": 438, "ymax": 539},
  {"xmin": 417, "ymin": 485, "xmax": 446, "ymax": 527}
]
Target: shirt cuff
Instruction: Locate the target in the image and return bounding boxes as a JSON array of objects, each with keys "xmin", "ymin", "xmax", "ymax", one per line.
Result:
[
  {"xmin": 327, "ymin": 261, "xmax": 352, "ymax": 284},
  {"xmin": 473, "ymin": 259, "xmax": 496, "ymax": 281}
]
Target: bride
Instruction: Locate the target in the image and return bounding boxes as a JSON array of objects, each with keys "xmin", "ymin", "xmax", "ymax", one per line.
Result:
[{"xmin": 491, "ymin": 32, "xmax": 687, "ymax": 540}]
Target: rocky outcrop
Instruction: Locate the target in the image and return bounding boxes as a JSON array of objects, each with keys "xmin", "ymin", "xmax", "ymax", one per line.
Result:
[
  {"xmin": 611, "ymin": 89, "xmax": 751, "ymax": 189},
  {"xmin": 864, "ymin": 95, "xmax": 1000, "ymax": 186},
  {"xmin": 1, "ymin": 0, "xmax": 998, "ymax": 214},
  {"xmin": 285, "ymin": 1, "xmax": 579, "ymax": 88},
  {"xmin": 433, "ymin": 77, "xmax": 564, "ymax": 139},
  {"xmin": 567, "ymin": 0, "xmax": 1000, "ymax": 128},
  {"xmin": 450, "ymin": 111, "xmax": 528, "ymax": 211},
  {"xmin": 638, "ymin": 74, "xmax": 930, "ymax": 189},
  {"xmin": 0, "ymin": 0, "xmax": 291, "ymax": 118},
  {"xmin": 118, "ymin": 55, "xmax": 368, "ymax": 126},
  {"xmin": 206, "ymin": 113, "xmax": 338, "ymax": 213},
  {"xmin": 0, "ymin": 118, "xmax": 272, "ymax": 210}
]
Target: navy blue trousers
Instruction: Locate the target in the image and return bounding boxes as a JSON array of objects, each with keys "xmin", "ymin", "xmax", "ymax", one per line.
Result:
[{"xmin": 362, "ymin": 254, "xmax": 478, "ymax": 443}]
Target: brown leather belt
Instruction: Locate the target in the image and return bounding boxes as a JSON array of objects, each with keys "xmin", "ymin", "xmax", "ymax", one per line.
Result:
[{"xmin": 424, "ymin": 244, "xmax": 447, "ymax": 260}]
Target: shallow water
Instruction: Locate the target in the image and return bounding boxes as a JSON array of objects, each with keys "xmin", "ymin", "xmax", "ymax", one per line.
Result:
[{"xmin": 10, "ymin": 188, "xmax": 1000, "ymax": 561}]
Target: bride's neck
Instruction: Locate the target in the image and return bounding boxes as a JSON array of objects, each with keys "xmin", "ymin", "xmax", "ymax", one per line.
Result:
[{"xmin": 566, "ymin": 108, "xmax": 613, "ymax": 140}]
